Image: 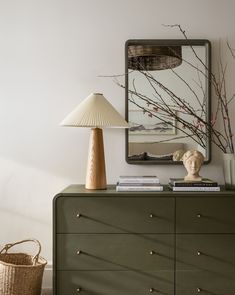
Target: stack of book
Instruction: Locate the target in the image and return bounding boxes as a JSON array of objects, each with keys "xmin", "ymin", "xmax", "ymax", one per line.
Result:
[
  {"xmin": 168, "ymin": 178, "xmax": 220, "ymax": 191},
  {"xmin": 116, "ymin": 175, "xmax": 163, "ymax": 192}
]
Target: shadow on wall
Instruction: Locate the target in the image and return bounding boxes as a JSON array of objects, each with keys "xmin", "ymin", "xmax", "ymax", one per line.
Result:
[
  {"xmin": 0, "ymin": 156, "xmax": 70, "ymax": 261},
  {"xmin": 0, "ymin": 156, "xmax": 69, "ymax": 221},
  {"xmin": 0, "ymin": 210, "xmax": 52, "ymax": 262}
]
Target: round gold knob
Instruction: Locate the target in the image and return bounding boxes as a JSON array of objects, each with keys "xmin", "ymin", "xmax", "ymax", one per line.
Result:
[
  {"xmin": 76, "ymin": 213, "xmax": 82, "ymax": 218},
  {"xmin": 197, "ymin": 251, "xmax": 201, "ymax": 256},
  {"xmin": 149, "ymin": 288, "xmax": 154, "ymax": 293},
  {"xmin": 197, "ymin": 214, "xmax": 202, "ymax": 218},
  {"xmin": 197, "ymin": 287, "xmax": 201, "ymax": 293},
  {"xmin": 77, "ymin": 250, "xmax": 82, "ymax": 255},
  {"xmin": 77, "ymin": 287, "xmax": 82, "ymax": 292},
  {"xmin": 149, "ymin": 213, "xmax": 154, "ymax": 218},
  {"xmin": 149, "ymin": 250, "xmax": 155, "ymax": 255}
]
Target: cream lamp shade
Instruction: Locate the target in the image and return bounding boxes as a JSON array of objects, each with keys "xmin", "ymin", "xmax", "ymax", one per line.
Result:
[{"xmin": 60, "ymin": 93, "xmax": 129, "ymax": 190}]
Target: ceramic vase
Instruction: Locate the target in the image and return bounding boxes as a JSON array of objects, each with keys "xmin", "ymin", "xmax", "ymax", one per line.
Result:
[{"xmin": 223, "ymin": 153, "xmax": 235, "ymax": 190}]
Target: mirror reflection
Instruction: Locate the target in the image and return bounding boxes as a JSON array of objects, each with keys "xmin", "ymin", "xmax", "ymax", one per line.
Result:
[{"xmin": 125, "ymin": 39, "xmax": 211, "ymax": 164}]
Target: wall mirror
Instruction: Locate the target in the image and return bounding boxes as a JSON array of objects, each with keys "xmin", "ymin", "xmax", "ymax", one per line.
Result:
[{"xmin": 125, "ymin": 39, "xmax": 211, "ymax": 164}]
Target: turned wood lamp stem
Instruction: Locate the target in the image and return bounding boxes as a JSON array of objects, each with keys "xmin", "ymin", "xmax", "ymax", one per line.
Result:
[{"xmin": 86, "ymin": 128, "xmax": 106, "ymax": 190}]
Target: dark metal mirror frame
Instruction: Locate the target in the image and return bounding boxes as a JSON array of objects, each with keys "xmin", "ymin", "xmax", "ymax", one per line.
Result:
[{"xmin": 125, "ymin": 39, "xmax": 211, "ymax": 165}]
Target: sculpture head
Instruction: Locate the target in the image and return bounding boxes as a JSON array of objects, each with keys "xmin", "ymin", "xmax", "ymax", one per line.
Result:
[
  {"xmin": 182, "ymin": 150, "xmax": 204, "ymax": 181},
  {"xmin": 173, "ymin": 149, "xmax": 185, "ymax": 161}
]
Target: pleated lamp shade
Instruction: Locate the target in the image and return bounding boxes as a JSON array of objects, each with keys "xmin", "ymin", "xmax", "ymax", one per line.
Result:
[
  {"xmin": 60, "ymin": 93, "xmax": 129, "ymax": 190},
  {"xmin": 60, "ymin": 93, "xmax": 129, "ymax": 128}
]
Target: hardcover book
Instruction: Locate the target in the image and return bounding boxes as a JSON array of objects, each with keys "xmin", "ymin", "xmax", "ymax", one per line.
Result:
[
  {"xmin": 168, "ymin": 184, "xmax": 220, "ymax": 192},
  {"xmin": 116, "ymin": 182, "xmax": 163, "ymax": 192},
  {"xmin": 119, "ymin": 175, "xmax": 159, "ymax": 184},
  {"xmin": 169, "ymin": 178, "xmax": 218, "ymax": 187}
]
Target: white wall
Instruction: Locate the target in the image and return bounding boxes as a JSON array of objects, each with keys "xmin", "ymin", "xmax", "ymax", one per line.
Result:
[{"xmin": 0, "ymin": 0, "xmax": 234, "ymax": 271}]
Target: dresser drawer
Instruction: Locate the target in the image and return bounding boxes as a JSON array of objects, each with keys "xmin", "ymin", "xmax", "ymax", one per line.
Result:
[
  {"xmin": 57, "ymin": 233, "xmax": 174, "ymax": 271},
  {"xmin": 176, "ymin": 197, "xmax": 235, "ymax": 233},
  {"xmin": 176, "ymin": 270, "xmax": 235, "ymax": 295},
  {"xmin": 176, "ymin": 234, "xmax": 235, "ymax": 272},
  {"xmin": 56, "ymin": 197, "xmax": 174, "ymax": 233},
  {"xmin": 56, "ymin": 270, "xmax": 174, "ymax": 295}
]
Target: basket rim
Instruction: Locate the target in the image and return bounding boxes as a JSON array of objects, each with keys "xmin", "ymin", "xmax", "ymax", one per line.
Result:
[{"xmin": 0, "ymin": 253, "xmax": 47, "ymax": 267}]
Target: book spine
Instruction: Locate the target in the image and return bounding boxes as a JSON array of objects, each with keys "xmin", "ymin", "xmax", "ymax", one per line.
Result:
[
  {"xmin": 116, "ymin": 186, "xmax": 163, "ymax": 192},
  {"xmin": 117, "ymin": 183, "xmax": 161, "ymax": 187},
  {"xmin": 119, "ymin": 179, "xmax": 160, "ymax": 184},
  {"xmin": 172, "ymin": 182, "xmax": 218, "ymax": 187},
  {"xmin": 171, "ymin": 186, "xmax": 220, "ymax": 192}
]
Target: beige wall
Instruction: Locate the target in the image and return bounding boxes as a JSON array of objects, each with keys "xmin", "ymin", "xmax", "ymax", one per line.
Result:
[{"xmin": 0, "ymin": 0, "xmax": 234, "ymax": 273}]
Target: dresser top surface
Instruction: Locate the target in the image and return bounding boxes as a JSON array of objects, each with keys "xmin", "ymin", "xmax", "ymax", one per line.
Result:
[{"xmin": 54, "ymin": 185, "xmax": 235, "ymax": 198}]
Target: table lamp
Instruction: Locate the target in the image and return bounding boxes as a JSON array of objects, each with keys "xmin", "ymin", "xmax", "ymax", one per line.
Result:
[{"xmin": 60, "ymin": 93, "xmax": 129, "ymax": 190}]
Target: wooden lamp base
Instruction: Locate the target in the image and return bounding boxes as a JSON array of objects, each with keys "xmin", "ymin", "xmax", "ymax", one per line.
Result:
[{"xmin": 85, "ymin": 128, "xmax": 107, "ymax": 190}]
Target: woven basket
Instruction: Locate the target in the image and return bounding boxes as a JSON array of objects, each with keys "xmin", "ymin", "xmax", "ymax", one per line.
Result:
[{"xmin": 0, "ymin": 239, "xmax": 47, "ymax": 295}]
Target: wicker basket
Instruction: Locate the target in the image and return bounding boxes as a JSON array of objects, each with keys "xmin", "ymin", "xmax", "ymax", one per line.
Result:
[{"xmin": 0, "ymin": 239, "xmax": 47, "ymax": 295}]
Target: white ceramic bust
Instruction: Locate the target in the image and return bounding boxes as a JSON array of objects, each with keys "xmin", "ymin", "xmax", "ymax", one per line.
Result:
[{"xmin": 182, "ymin": 150, "xmax": 205, "ymax": 181}]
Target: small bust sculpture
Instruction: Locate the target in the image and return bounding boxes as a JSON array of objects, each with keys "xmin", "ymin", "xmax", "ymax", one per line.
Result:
[
  {"xmin": 182, "ymin": 150, "xmax": 205, "ymax": 181},
  {"xmin": 173, "ymin": 149, "xmax": 185, "ymax": 161}
]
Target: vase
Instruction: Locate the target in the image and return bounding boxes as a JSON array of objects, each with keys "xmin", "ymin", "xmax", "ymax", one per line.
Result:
[{"xmin": 223, "ymin": 153, "xmax": 235, "ymax": 190}]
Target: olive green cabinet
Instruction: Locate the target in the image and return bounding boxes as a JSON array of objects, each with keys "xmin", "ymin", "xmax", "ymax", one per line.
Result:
[
  {"xmin": 56, "ymin": 271, "xmax": 174, "ymax": 295},
  {"xmin": 176, "ymin": 196, "xmax": 235, "ymax": 295},
  {"xmin": 57, "ymin": 234, "xmax": 174, "ymax": 271},
  {"xmin": 176, "ymin": 197, "xmax": 235, "ymax": 233},
  {"xmin": 53, "ymin": 185, "xmax": 235, "ymax": 295},
  {"xmin": 56, "ymin": 196, "xmax": 174, "ymax": 233}
]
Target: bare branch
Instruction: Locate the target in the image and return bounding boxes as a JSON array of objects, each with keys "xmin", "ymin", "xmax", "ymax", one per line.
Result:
[
  {"xmin": 104, "ymin": 24, "xmax": 235, "ymax": 153},
  {"xmin": 227, "ymin": 41, "xmax": 235, "ymax": 59}
]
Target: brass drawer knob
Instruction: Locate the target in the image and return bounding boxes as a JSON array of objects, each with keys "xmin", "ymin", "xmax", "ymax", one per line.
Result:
[
  {"xmin": 149, "ymin": 213, "xmax": 154, "ymax": 218},
  {"xmin": 77, "ymin": 250, "xmax": 82, "ymax": 255},
  {"xmin": 197, "ymin": 251, "xmax": 202, "ymax": 256},
  {"xmin": 196, "ymin": 213, "xmax": 202, "ymax": 218},
  {"xmin": 76, "ymin": 213, "xmax": 82, "ymax": 218},
  {"xmin": 77, "ymin": 287, "xmax": 82, "ymax": 293},
  {"xmin": 197, "ymin": 287, "xmax": 201, "ymax": 293},
  {"xmin": 149, "ymin": 288, "xmax": 154, "ymax": 293},
  {"xmin": 149, "ymin": 250, "xmax": 155, "ymax": 255}
]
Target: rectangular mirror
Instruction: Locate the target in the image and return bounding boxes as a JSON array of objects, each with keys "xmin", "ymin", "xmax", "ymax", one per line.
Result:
[{"xmin": 125, "ymin": 39, "xmax": 211, "ymax": 164}]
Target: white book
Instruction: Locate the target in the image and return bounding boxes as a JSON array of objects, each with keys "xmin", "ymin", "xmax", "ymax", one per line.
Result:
[
  {"xmin": 119, "ymin": 175, "xmax": 160, "ymax": 184},
  {"xmin": 116, "ymin": 184, "xmax": 163, "ymax": 192},
  {"xmin": 169, "ymin": 186, "xmax": 220, "ymax": 192}
]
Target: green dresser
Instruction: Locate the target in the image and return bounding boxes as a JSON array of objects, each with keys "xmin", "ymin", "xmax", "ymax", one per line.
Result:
[
  {"xmin": 53, "ymin": 185, "xmax": 235, "ymax": 295},
  {"xmin": 176, "ymin": 196, "xmax": 235, "ymax": 295}
]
